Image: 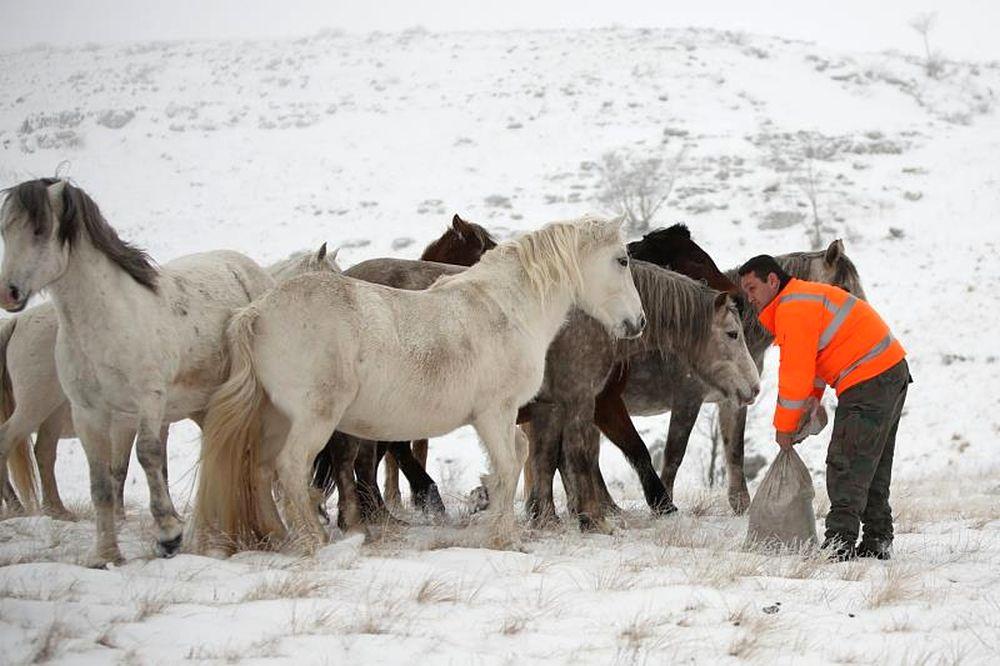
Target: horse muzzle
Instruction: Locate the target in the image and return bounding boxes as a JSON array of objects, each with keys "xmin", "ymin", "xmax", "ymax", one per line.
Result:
[
  {"xmin": 620, "ymin": 312, "xmax": 646, "ymax": 339},
  {"xmin": 0, "ymin": 283, "xmax": 28, "ymax": 313}
]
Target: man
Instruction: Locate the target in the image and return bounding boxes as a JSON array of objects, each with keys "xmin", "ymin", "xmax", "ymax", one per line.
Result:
[{"xmin": 738, "ymin": 254, "xmax": 911, "ymax": 561}]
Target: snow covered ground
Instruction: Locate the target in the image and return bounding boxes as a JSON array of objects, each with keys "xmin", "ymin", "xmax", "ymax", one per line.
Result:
[{"xmin": 0, "ymin": 25, "xmax": 998, "ymax": 664}]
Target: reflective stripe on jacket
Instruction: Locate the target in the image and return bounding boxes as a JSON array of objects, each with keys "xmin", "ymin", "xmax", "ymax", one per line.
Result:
[{"xmin": 758, "ymin": 278, "xmax": 906, "ymax": 433}]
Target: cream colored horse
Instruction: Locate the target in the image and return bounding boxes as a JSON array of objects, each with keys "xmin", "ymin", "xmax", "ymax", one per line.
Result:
[
  {"xmin": 0, "ymin": 178, "xmax": 278, "ymax": 566},
  {"xmin": 192, "ymin": 216, "xmax": 646, "ymax": 552},
  {"xmin": 0, "ymin": 243, "xmax": 340, "ymax": 520}
]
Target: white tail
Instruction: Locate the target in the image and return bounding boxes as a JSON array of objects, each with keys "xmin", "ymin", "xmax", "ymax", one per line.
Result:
[
  {"xmin": 190, "ymin": 305, "xmax": 270, "ymax": 551},
  {"xmin": 0, "ymin": 318, "xmax": 39, "ymax": 511}
]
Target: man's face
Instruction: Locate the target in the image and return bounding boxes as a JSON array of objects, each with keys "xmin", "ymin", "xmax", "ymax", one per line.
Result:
[{"xmin": 740, "ymin": 272, "xmax": 781, "ymax": 312}]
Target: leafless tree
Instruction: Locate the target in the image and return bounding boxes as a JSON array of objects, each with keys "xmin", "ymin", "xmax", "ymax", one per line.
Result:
[
  {"xmin": 597, "ymin": 147, "xmax": 685, "ymax": 235},
  {"xmin": 909, "ymin": 12, "xmax": 945, "ymax": 79}
]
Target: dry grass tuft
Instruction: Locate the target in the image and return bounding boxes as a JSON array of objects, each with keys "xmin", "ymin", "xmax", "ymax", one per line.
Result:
[
  {"xmin": 681, "ymin": 549, "xmax": 770, "ymax": 588},
  {"xmin": 414, "ymin": 576, "xmax": 463, "ymax": 604},
  {"xmin": 499, "ymin": 612, "xmax": 530, "ymax": 635},
  {"xmin": 618, "ymin": 614, "xmax": 660, "ymax": 651},
  {"xmin": 864, "ymin": 564, "xmax": 923, "ymax": 608},
  {"xmin": 288, "ymin": 605, "xmax": 339, "ymax": 635},
  {"xmin": 133, "ymin": 592, "xmax": 170, "ymax": 621},
  {"xmin": 242, "ymin": 572, "xmax": 329, "ymax": 602},
  {"xmin": 186, "ymin": 637, "xmax": 282, "ymax": 662},
  {"xmin": 882, "ymin": 613, "xmax": 913, "ymax": 633},
  {"xmin": 29, "ymin": 620, "xmax": 75, "ymax": 664},
  {"xmin": 591, "ymin": 567, "xmax": 637, "ymax": 592}
]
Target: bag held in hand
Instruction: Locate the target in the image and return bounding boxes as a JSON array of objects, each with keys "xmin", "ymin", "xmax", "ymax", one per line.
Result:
[{"xmin": 745, "ymin": 448, "xmax": 818, "ymax": 549}]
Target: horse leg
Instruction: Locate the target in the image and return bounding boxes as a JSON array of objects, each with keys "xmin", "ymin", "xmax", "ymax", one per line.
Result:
[
  {"xmin": 474, "ymin": 408, "xmax": 522, "ymax": 546},
  {"xmin": 594, "ymin": 387, "xmax": 674, "ymax": 515},
  {"xmin": 275, "ymin": 412, "xmax": 344, "ymax": 552},
  {"xmin": 72, "ymin": 408, "xmax": 122, "ymax": 567},
  {"xmin": 110, "ymin": 427, "xmax": 133, "ymax": 522},
  {"xmin": 391, "ymin": 441, "xmax": 445, "ymax": 516},
  {"xmin": 719, "ymin": 400, "xmax": 751, "ymax": 514},
  {"xmin": 159, "ymin": 423, "xmax": 169, "ymax": 486},
  {"xmin": 35, "ymin": 413, "xmax": 74, "ymax": 520},
  {"xmin": 562, "ymin": 417, "xmax": 612, "ymax": 533},
  {"xmin": 524, "ymin": 405, "xmax": 562, "ymax": 527},
  {"xmin": 518, "ymin": 424, "xmax": 533, "ymax": 502},
  {"xmin": 383, "ymin": 448, "xmax": 402, "ymax": 509},
  {"xmin": 332, "ymin": 434, "xmax": 364, "ymax": 535},
  {"xmin": 659, "ymin": 396, "xmax": 702, "ymax": 510},
  {"xmin": 132, "ymin": 408, "xmax": 183, "ymax": 557},
  {"xmin": 353, "ymin": 440, "xmax": 386, "ymax": 521}
]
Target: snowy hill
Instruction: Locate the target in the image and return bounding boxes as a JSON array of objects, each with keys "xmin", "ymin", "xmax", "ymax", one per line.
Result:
[{"xmin": 1, "ymin": 27, "xmax": 998, "ymax": 664}]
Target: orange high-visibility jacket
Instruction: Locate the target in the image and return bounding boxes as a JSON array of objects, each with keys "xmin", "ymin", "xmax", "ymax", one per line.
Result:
[{"xmin": 758, "ymin": 278, "xmax": 906, "ymax": 433}]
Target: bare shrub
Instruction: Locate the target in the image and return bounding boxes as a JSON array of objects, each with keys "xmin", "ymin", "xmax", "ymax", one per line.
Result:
[
  {"xmin": 597, "ymin": 147, "xmax": 685, "ymax": 235},
  {"xmin": 909, "ymin": 13, "xmax": 945, "ymax": 79}
]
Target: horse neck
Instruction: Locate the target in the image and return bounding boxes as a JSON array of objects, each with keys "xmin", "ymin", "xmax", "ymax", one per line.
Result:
[
  {"xmin": 618, "ymin": 267, "xmax": 707, "ymax": 362},
  {"xmin": 467, "ymin": 253, "xmax": 576, "ymax": 344},
  {"xmin": 47, "ymin": 236, "xmax": 148, "ymax": 337}
]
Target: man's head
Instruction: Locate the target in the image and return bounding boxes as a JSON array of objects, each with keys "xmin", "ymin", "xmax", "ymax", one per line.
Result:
[{"xmin": 737, "ymin": 255, "xmax": 791, "ymax": 311}]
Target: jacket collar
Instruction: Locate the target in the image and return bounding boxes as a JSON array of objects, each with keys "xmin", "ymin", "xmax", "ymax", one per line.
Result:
[{"xmin": 757, "ymin": 278, "xmax": 799, "ymax": 334}]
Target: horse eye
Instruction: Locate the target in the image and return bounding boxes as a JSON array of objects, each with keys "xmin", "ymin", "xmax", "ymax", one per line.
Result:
[
  {"xmin": 617, "ymin": 256, "xmax": 628, "ymax": 267},
  {"xmin": 727, "ymin": 331, "xmax": 738, "ymax": 340}
]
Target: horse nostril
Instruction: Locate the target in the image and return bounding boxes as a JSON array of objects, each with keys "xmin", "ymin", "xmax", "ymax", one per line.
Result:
[{"xmin": 7, "ymin": 285, "xmax": 19, "ymax": 302}]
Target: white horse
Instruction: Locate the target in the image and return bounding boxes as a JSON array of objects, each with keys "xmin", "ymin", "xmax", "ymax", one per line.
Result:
[
  {"xmin": 0, "ymin": 243, "xmax": 340, "ymax": 521},
  {"xmin": 0, "ymin": 178, "xmax": 280, "ymax": 566},
  {"xmin": 192, "ymin": 215, "xmax": 646, "ymax": 552}
]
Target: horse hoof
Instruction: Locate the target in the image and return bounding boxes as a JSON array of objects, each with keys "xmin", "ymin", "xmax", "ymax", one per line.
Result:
[
  {"xmin": 87, "ymin": 550, "xmax": 125, "ymax": 569},
  {"xmin": 578, "ymin": 514, "xmax": 613, "ymax": 535},
  {"xmin": 156, "ymin": 533, "xmax": 183, "ymax": 558},
  {"xmin": 415, "ymin": 484, "xmax": 447, "ymax": 517},
  {"xmin": 44, "ymin": 508, "xmax": 78, "ymax": 522},
  {"xmin": 467, "ymin": 486, "xmax": 490, "ymax": 514},
  {"xmin": 729, "ymin": 493, "xmax": 751, "ymax": 515}
]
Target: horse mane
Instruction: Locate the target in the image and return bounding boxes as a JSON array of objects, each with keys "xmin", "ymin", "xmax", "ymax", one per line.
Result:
[
  {"xmin": 641, "ymin": 223, "xmax": 691, "ymax": 242},
  {"xmin": 432, "ymin": 216, "xmax": 621, "ymax": 300},
  {"xmin": 3, "ymin": 179, "xmax": 158, "ymax": 292},
  {"xmin": 623, "ymin": 261, "xmax": 716, "ymax": 360}
]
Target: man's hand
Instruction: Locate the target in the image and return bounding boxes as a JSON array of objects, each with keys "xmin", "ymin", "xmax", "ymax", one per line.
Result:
[{"xmin": 775, "ymin": 430, "xmax": 795, "ymax": 450}]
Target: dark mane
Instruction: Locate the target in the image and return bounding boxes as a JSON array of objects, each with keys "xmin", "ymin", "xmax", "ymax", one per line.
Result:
[
  {"xmin": 643, "ymin": 223, "xmax": 691, "ymax": 242},
  {"xmin": 3, "ymin": 179, "xmax": 158, "ymax": 292}
]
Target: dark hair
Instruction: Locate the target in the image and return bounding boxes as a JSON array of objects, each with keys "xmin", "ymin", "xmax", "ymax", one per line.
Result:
[{"xmin": 737, "ymin": 254, "xmax": 791, "ymax": 289}]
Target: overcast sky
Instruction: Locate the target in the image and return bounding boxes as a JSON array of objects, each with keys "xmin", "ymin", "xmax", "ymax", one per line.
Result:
[{"xmin": 2, "ymin": 0, "xmax": 999, "ymax": 61}]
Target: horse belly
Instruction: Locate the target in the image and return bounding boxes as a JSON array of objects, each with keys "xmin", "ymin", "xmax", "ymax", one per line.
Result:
[{"xmin": 339, "ymin": 383, "xmax": 474, "ymax": 442}]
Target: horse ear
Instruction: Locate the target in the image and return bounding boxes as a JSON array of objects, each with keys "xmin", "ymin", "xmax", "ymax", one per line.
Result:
[
  {"xmin": 316, "ymin": 242, "xmax": 327, "ymax": 262},
  {"xmin": 713, "ymin": 291, "xmax": 730, "ymax": 311},
  {"xmin": 46, "ymin": 180, "xmax": 68, "ymax": 219},
  {"xmin": 328, "ymin": 247, "xmax": 340, "ymax": 263},
  {"xmin": 824, "ymin": 239, "xmax": 844, "ymax": 266},
  {"xmin": 451, "ymin": 214, "xmax": 469, "ymax": 239}
]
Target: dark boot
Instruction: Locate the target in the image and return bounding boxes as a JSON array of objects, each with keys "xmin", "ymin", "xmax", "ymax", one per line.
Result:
[
  {"xmin": 821, "ymin": 536, "xmax": 857, "ymax": 562},
  {"xmin": 856, "ymin": 537, "xmax": 892, "ymax": 560}
]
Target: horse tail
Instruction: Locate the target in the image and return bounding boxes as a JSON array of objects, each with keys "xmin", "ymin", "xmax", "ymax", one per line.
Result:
[
  {"xmin": 0, "ymin": 317, "xmax": 40, "ymax": 512},
  {"xmin": 191, "ymin": 304, "xmax": 270, "ymax": 551}
]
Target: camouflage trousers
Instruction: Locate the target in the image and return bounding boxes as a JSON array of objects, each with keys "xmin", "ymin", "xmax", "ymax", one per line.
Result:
[{"xmin": 825, "ymin": 359, "xmax": 911, "ymax": 545}]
